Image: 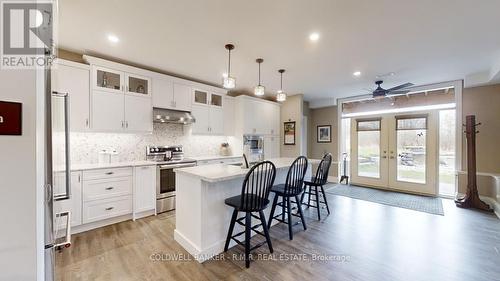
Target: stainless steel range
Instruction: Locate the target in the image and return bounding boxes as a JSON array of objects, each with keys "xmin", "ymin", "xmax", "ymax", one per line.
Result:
[{"xmin": 146, "ymin": 145, "xmax": 196, "ymax": 213}]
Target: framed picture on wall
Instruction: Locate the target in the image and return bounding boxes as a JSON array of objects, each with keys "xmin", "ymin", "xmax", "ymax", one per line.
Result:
[
  {"xmin": 317, "ymin": 125, "xmax": 331, "ymax": 143},
  {"xmin": 284, "ymin": 121, "xmax": 296, "ymax": 145}
]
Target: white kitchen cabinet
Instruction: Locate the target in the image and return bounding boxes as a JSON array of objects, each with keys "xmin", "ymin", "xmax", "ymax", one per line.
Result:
[
  {"xmin": 92, "ymin": 91, "xmax": 125, "ymax": 132},
  {"xmin": 173, "ymin": 82, "xmax": 192, "ymax": 111},
  {"xmin": 92, "ymin": 65, "xmax": 125, "ymax": 94},
  {"xmin": 51, "ymin": 60, "xmax": 90, "ymax": 131},
  {"xmin": 264, "ymin": 136, "xmax": 280, "ymax": 159},
  {"xmin": 126, "ymin": 73, "xmax": 151, "ymax": 97},
  {"xmin": 152, "ymin": 74, "xmax": 174, "ymax": 109},
  {"xmin": 54, "ymin": 171, "xmax": 83, "ymax": 230},
  {"xmin": 133, "ymin": 165, "xmax": 156, "ymax": 216},
  {"xmin": 193, "ymin": 89, "xmax": 223, "ymax": 108},
  {"xmin": 92, "ymin": 91, "xmax": 152, "ymax": 133},
  {"xmin": 124, "ymin": 95, "xmax": 153, "ymax": 132},
  {"xmin": 210, "ymin": 108, "xmax": 224, "ymax": 135},
  {"xmin": 235, "ymin": 96, "xmax": 280, "ymax": 136},
  {"xmin": 191, "ymin": 105, "xmax": 210, "ymax": 134},
  {"xmin": 191, "ymin": 104, "xmax": 224, "ymax": 135},
  {"xmin": 223, "ymin": 96, "xmax": 235, "ymax": 136},
  {"xmin": 152, "ymin": 75, "xmax": 192, "ymax": 112}
]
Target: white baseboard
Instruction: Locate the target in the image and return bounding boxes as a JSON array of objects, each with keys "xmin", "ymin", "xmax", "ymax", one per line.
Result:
[
  {"xmin": 133, "ymin": 209, "xmax": 156, "ymax": 221},
  {"xmin": 327, "ymin": 176, "xmax": 338, "ymax": 183},
  {"xmin": 456, "ymin": 193, "xmax": 500, "ymax": 219},
  {"xmin": 71, "ymin": 214, "xmax": 133, "ymax": 235}
]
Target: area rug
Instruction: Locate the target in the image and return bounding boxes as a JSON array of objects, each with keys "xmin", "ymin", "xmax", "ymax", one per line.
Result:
[{"xmin": 324, "ymin": 184, "xmax": 444, "ymax": 216}]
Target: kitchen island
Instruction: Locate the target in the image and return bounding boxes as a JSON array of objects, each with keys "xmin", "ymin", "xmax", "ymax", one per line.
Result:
[{"xmin": 174, "ymin": 157, "xmax": 318, "ymax": 262}]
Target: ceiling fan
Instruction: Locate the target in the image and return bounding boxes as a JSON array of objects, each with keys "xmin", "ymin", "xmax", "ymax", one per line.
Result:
[{"xmin": 370, "ymin": 80, "xmax": 414, "ymax": 98}]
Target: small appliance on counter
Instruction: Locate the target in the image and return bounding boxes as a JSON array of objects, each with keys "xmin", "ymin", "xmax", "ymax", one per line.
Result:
[
  {"xmin": 220, "ymin": 142, "xmax": 232, "ymax": 156},
  {"xmin": 98, "ymin": 148, "xmax": 119, "ymax": 164},
  {"xmin": 243, "ymin": 135, "xmax": 264, "ymax": 163},
  {"xmin": 146, "ymin": 145, "xmax": 197, "ymax": 213}
]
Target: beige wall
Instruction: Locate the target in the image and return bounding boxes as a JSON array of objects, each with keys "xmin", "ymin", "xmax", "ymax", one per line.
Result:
[
  {"xmin": 280, "ymin": 94, "xmax": 304, "ymax": 157},
  {"xmin": 307, "ymin": 106, "xmax": 339, "ymax": 177},
  {"xmin": 462, "ymin": 84, "xmax": 500, "ymax": 174}
]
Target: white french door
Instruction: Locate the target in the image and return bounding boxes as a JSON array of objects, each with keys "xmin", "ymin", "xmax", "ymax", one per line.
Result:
[{"xmin": 350, "ymin": 111, "xmax": 438, "ymax": 195}]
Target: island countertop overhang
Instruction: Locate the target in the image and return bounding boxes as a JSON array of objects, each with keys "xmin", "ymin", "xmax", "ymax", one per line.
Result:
[{"xmin": 174, "ymin": 157, "xmax": 321, "ymax": 183}]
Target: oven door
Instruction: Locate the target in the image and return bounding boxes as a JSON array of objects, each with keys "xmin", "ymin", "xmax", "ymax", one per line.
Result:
[{"xmin": 156, "ymin": 163, "xmax": 195, "ymax": 199}]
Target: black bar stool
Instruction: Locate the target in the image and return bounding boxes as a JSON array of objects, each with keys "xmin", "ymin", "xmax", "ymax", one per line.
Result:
[
  {"xmin": 224, "ymin": 161, "xmax": 277, "ymax": 268},
  {"xmin": 267, "ymin": 156, "xmax": 308, "ymax": 240},
  {"xmin": 301, "ymin": 153, "xmax": 333, "ymax": 220}
]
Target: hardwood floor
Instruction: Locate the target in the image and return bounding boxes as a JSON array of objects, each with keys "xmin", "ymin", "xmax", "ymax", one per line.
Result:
[{"xmin": 56, "ymin": 192, "xmax": 500, "ymax": 281}]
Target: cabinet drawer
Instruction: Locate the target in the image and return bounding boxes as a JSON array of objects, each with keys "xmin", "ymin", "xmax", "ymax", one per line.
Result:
[
  {"xmin": 83, "ymin": 196, "xmax": 132, "ymax": 224},
  {"xmin": 83, "ymin": 167, "xmax": 133, "ymax": 180},
  {"xmin": 83, "ymin": 177, "xmax": 132, "ymax": 202}
]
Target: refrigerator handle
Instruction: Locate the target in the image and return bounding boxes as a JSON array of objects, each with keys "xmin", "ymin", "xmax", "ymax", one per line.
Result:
[{"xmin": 52, "ymin": 91, "xmax": 71, "ymax": 201}]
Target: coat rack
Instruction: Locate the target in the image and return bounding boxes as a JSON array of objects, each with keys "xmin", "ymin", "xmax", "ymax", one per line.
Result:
[{"xmin": 455, "ymin": 115, "xmax": 493, "ymax": 211}]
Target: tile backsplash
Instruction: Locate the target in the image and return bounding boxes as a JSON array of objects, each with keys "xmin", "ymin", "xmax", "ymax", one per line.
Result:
[{"xmin": 70, "ymin": 123, "xmax": 240, "ymax": 164}]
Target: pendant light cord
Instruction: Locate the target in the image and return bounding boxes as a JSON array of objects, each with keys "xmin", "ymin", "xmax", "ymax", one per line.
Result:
[
  {"xmin": 227, "ymin": 49, "xmax": 231, "ymax": 76},
  {"xmin": 280, "ymin": 72, "xmax": 283, "ymax": 91},
  {"xmin": 258, "ymin": 62, "xmax": 261, "ymax": 86}
]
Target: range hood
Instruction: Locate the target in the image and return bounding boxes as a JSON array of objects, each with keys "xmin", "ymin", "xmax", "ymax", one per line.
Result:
[{"xmin": 153, "ymin": 108, "xmax": 195, "ymax": 124}]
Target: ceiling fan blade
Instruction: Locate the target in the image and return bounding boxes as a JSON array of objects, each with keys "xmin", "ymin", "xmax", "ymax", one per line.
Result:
[
  {"xmin": 386, "ymin": 90, "xmax": 410, "ymax": 97},
  {"xmin": 387, "ymin": 82, "xmax": 414, "ymax": 92}
]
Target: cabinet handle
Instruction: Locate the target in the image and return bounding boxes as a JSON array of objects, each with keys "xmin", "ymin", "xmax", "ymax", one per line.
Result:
[
  {"xmin": 105, "ymin": 207, "xmax": 114, "ymax": 211},
  {"xmin": 78, "ymin": 174, "xmax": 81, "ymax": 182},
  {"xmin": 121, "ymin": 121, "xmax": 124, "ymax": 128},
  {"xmin": 105, "ymin": 187, "xmax": 114, "ymax": 190},
  {"xmin": 105, "ymin": 172, "xmax": 114, "ymax": 175},
  {"xmin": 85, "ymin": 118, "xmax": 89, "ymax": 127},
  {"xmin": 126, "ymin": 121, "xmax": 129, "ymax": 128}
]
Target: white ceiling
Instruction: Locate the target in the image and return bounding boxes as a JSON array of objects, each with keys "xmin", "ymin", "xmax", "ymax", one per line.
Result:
[{"xmin": 57, "ymin": 0, "xmax": 500, "ymax": 103}]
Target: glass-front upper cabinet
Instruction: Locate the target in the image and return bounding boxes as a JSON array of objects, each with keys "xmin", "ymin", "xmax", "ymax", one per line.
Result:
[
  {"xmin": 126, "ymin": 74, "xmax": 151, "ymax": 96},
  {"xmin": 94, "ymin": 66, "xmax": 124, "ymax": 93},
  {"xmin": 210, "ymin": 93, "xmax": 223, "ymax": 107},
  {"xmin": 193, "ymin": 89, "xmax": 209, "ymax": 105}
]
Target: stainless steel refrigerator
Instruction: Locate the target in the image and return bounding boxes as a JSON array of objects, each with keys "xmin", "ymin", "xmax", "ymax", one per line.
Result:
[{"xmin": 44, "ymin": 66, "xmax": 72, "ymax": 281}]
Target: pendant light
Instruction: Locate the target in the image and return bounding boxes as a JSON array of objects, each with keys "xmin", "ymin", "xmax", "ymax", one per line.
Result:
[
  {"xmin": 254, "ymin": 58, "xmax": 265, "ymax": 96},
  {"xmin": 276, "ymin": 69, "xmax": 287, "ymax": 102},
  {"xmin": 222, "ymin": 44, "xmax": 236, "ymax": 89}
]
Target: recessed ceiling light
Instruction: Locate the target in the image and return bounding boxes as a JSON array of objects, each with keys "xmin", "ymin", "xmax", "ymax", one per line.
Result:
[
  {"xmin": 353, "ymin": 71, "xmax": 361, "ymax": 77},
  {"xmin": 107, "ymin": 34, "xmax": 119, "ymax": 43},
  {"xmin": 309, "ymin": 32, "xmax": 320, "ymax": 41}
]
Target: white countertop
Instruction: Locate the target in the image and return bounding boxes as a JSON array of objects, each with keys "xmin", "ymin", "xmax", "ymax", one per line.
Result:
[
  {"xmin": 191, "ymin": 155, "xmax": 243, "ymax": 161},
  {"xmin": 67, "ymin": 160, "xmax": 158, "ymax": 171},
  {"xmin": 175, "ymin": 157, "xmax": 320, "ymax": 183},
  {"xmin": 65, "ymin": 155, "xmax": 243, "ymax": 171}
]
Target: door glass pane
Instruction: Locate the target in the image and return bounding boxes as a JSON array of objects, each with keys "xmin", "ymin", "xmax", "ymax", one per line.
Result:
[
  {"xmin": 358, "ymin": 131, "xmax": 380, "ymax": 178},
  {"xmin": 439, "ymin": 110, "xmax": 456, "ymax": 196},
  {"xmin": 357, "ymin": 120, "xmax": 380, "ymax": 131},
  {"xmin": 211, "ymin": 94, "xmax": 222, "ymax": 106},
  {"xmin": 397, "ymin": 117, "xmax": 427, "ymax": 130},
  {"xmin": 396, "ymin": 121, "xmax": 426, "ymax": 184},
  {"xmin": 96, "ymin": 69, "xmax": 121, "ymax": 90},
  {"xmin": 194, "ymin": 90, "xmax": 208, "ymax": 104},
  {"xmin": 128, "ymin": 76, "xmax": 148, "ymax": 95}
]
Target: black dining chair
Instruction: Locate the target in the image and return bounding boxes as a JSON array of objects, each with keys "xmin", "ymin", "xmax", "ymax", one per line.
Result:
[
  {"xmin": 223, "ymin": 161, "xmax": 277, "ymax": 268},
  {"xmin": 267, "ymin": 156, "xmax": 308, "ymax": 240},
  {"xmin": 301, "ymin": 153, "xmax": 333, "ymax": 220}
]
